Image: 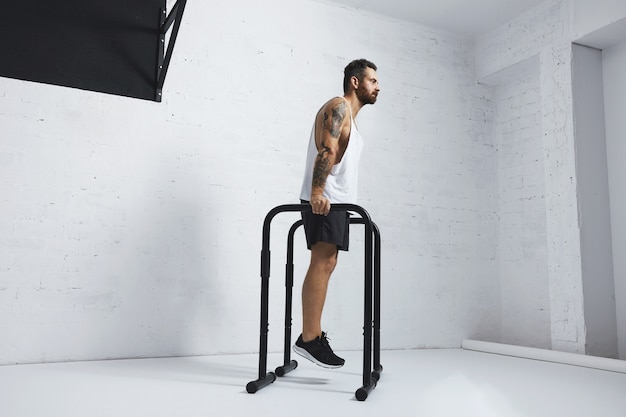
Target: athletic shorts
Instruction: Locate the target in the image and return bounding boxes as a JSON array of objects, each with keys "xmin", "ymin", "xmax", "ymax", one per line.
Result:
[{"xmin": 301, "ymin": 200, "xmax": 350, "ymax": 251}]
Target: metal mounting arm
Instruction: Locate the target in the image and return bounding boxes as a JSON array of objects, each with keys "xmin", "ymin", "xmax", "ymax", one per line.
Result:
[{"xmin": 155, "ymin": 0, "xmax": 187, "ymax": 102}]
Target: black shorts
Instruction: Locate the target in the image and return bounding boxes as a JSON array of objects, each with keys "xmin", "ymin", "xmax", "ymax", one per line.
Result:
[{"xmin": 301, "ymin": 200, "xmax": 350, "ymax": 251}]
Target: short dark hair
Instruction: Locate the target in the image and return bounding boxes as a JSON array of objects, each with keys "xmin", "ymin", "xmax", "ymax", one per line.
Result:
[{"xmin": 343, "ymin": 59, "xmax": 377, "ymax": 93}]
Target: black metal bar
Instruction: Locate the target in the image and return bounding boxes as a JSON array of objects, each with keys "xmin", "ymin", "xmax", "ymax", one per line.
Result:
[
  {"xmin": 246, "ymin": 240, "xmax": 275, "ymax": 391},
  {"xmin": 275, "ymin": 219, "xmax": 302, "ymax": 377},
  {"xmin": 155, "ymin": 0, "xmax": 187, "ymax": 101},
  {"xmin": 283, "ymin": 220, "xmax": 301, "ymax": 363},
  {"xmin": 355, "ymin": 381, "xmax": 377, "ymax": 401},
  {"xmin": 245, "ymin": 373, "xmax": 275, "ymax": 394},
  {"xmin": 161, "ymin": 1, "xmax": 180, "ymax": 34},
  {"xmin": 248, "ymin": 217, "xmax": 273, "ymax": 387},
  {"xmin": 257, "ymin": 265, "xmax": 271, "ymax": 379},
  {"xmin": 155, "ymin": 7, "xmax": 165, "ymax": 102},
  {"xmin": 372, "ymin": 222, "xmax": 383, "ymax": 377},
  {"xmin": 246, "ymin": 203, "xmax": 381, "ymax": 400},
  {"xmin": 358, "ymin": 214, "xmax": 375, "ymax": 400},
  {"xmin": 340, "ymin": 215, "xmax": 375, "ymax": 397},
  {"xmin": 350, "ymin": 218, "xmax": 383, "ymax": 383}
]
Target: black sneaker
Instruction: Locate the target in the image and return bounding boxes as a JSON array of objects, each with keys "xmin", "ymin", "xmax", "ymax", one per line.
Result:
[{"xmin": 293, "ymin": 332, "xmax": 345, "ymax": 369}]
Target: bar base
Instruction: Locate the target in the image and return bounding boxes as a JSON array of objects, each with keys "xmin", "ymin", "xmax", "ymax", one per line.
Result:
[{"xmin": 246, "ymin": 373, "xmax": 277, "ymax": 394}]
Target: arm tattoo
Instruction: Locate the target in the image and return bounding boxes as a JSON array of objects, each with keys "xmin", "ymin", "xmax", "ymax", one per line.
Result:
[
  {"xmin": 312, "ymin": 145, "xmax": 331, "ymax": 188},
  {"xmin": 313, "ymin": 100, "xmax": 345, "ymax": 189},
  {"xmin": 323, "ymin": 101, "xmax": 346, "ymax": 139}
]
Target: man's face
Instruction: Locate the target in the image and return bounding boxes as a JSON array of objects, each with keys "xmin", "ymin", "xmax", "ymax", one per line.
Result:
[{"xmin": 356, "ymin": 67, "xmax": 380, "ymax": 105}]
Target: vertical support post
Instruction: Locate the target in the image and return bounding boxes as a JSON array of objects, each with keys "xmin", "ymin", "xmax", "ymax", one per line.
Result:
[
  {"xmin": 355, "ymin": 215, "xmax": 376, "ymax": 401},
  {"xmin": 275, "ymin": 220, "xmax": 303, "ymax": 377},
  {"xmin": 245, "ymin": 209, "xmax": 279, "ymax": 393},
  {"xmin": 257, "ymin": 247, "xmax": 271, "ymax": 379},
  {"xmin": 373, "ymin": 222, "xmax": 383, "ymax": 375},
  {"xmin": 363, "ymin": 218, "xmax": 374, "ymax": 385}
]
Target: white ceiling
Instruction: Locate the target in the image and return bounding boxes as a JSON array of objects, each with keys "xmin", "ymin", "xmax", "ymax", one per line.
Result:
[{"xmin": 324, "ymin": 0, "xmax": 547, "ymax": 37}]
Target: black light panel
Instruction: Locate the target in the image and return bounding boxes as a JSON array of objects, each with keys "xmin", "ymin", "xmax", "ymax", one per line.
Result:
[{"xmin": 0, "ymin": 0, "xmax": 166, "ymax": 101}]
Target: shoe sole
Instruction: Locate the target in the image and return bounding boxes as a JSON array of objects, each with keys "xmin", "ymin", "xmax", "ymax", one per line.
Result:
[{"xmin": 292, "ymin": 345, "xmax": 344, "ymax": 369}]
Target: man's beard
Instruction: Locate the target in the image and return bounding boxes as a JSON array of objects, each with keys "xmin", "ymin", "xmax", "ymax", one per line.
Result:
[{"xmin": 357, "ymin": 87, "xmax": 377, "ymax": 105}]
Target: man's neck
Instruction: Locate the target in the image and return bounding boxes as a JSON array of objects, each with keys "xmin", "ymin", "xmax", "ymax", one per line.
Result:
[{"xmin": 343, "ymin": 94, "xmax": 364, "ymax": 118}]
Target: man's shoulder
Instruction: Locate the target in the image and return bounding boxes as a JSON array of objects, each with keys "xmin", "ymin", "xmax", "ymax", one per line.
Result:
[
  {"xmin": 318, "ymin": 96, "xmax": 348, "ymax": 116},
  {"xmin": 329, "ymin": 96, "xmax": 347, "ymax": 106}
]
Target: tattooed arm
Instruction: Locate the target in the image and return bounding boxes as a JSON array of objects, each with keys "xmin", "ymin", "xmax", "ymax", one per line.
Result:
[{"xmin": 309, "ymin": 98, "xmax": 350, "ymax": 215}]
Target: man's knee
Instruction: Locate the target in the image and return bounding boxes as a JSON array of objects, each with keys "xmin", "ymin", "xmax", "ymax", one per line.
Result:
[{"xmin": 310, "ymin": 242, "xmax": 339, "ymax": 274}]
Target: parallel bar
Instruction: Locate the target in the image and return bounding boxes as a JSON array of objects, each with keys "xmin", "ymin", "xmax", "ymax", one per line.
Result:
[{"xmin": 247, "ymin": 203, "xmax": 381, "ymax": 400}]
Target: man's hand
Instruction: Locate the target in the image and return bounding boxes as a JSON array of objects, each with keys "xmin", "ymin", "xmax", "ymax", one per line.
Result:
[{"xmin": 310, "ymin": 195, "xmax": 331, "ymax": 216}]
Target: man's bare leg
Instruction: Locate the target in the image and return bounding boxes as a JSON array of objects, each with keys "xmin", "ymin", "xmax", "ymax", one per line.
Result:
[{"xmin": 302, "ymin": 241, "xmax": 338, "ymax": 342}]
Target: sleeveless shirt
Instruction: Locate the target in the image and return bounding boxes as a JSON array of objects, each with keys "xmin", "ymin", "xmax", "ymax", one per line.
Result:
[{"xmin": 300, "ymin": 98, "xmax": 364, "ymax": 203}]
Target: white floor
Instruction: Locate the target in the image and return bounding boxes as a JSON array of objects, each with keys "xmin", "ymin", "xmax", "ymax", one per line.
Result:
[{"xmin": 1, "ymin": 349, "xmax": 625, "ymax": 417}]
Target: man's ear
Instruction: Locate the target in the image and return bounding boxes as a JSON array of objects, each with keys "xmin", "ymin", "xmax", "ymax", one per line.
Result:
[{"xmin": 351, "ymin": 75, "xmax": 359, "ymax": 90}]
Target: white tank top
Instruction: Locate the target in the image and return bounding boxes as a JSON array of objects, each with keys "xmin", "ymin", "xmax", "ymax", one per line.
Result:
[{"xmin": 300, "ymin": 99, "xmax": 364, "ymax": 203}]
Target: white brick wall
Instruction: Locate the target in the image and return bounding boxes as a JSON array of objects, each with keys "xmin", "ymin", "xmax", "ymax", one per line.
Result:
[
  {"xmin": 2, "ymin": 0, "xmax": 624, "ymax": 364},
  {"xmin": 0, "ymin": 0, "xmax": 503, "ymax": 364},
  {"xmin": 603, "ymin": 38, "xmax": 626, "ymax": 359},
  {"xmin": 476, "ymin": 0, "xmax": 590, "ymax": 353},
  {"xmin": 475, "ymin": 0, "xmax": 572, "ymax": 79},
  {"xmin": 483, "ymin": 57, "xmax": 551, "ymax": 348}
]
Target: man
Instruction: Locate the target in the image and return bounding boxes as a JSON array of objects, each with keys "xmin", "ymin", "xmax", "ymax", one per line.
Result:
[{"xmin": 294, "ymin": 59, "xmax": 379, "ymax": 368}]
